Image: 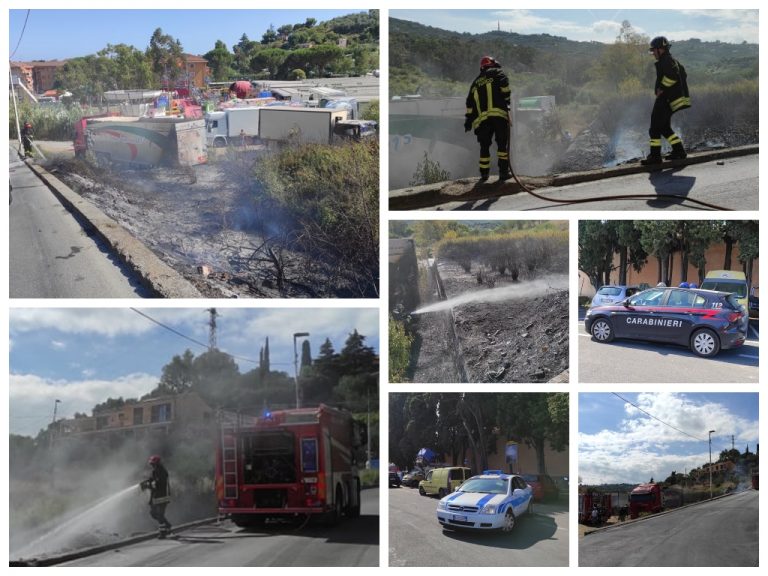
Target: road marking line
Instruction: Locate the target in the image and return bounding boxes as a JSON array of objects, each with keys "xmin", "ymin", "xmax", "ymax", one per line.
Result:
[
  {"xmin": 749, "ymin": 326, "xmax": 759, "ymax": 339},
  {"xmin": 738, "ymin": 354, "xmax": 759, "ymax": 360}
]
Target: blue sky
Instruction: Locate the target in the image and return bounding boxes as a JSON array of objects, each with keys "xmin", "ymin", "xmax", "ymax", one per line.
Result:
[
  {"xmin": 392, "ymin": 9, "xmax": 759, "ymax": 44},
  {"xmin": 579, "ymin": 393, "xmax": 759, "ymax": 485},
  {"xmin": 9, "ymin": 9, "xmax": 370, "ymax": 61},
  {"xmin": 9, "ymin": 308, "xmax": 379, "ymax": 437}
]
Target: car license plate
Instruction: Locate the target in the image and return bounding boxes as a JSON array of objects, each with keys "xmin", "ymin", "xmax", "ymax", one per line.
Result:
[{"xmin": 453, "ymin": 514, "xmax": 467, "ymax": 522}]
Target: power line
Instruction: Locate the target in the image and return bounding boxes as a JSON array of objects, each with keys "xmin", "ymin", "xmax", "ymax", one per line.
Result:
[
  {"xmin": 10, "ymin": 10, "xmax": 31, "ymax": 60},
  {"xmin": 611, "ymin": 392, "xmax": 705, "ymax": 442},
  {"xmin": 129, "ymin": 308, "xmax": 290, "ymax": 366}
]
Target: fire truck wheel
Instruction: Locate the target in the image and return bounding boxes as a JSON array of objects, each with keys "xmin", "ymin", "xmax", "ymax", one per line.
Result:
[
  {"xmin": 348, "ymin": 479, "xmax": 361, "ymax": 518},
  {"xmin": 326, "ymin": 486, "xmax": 345, "ymax": 525}
]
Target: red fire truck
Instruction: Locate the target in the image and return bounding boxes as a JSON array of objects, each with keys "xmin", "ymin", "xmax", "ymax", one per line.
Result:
[
  {"xmin": 216, "ymin": 404, "xmax": 364, "ymax": 527},
  {"xmin": 629, "ymin": 482, "xmax": 663, "ymax": 519}
]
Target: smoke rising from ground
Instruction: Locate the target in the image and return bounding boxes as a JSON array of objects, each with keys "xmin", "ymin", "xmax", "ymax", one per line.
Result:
[{"xmin": 412, "ymin": 274, "xmax": 568, "ymax": 314}]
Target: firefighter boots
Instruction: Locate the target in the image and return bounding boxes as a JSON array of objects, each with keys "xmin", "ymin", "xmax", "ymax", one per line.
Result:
[
  {"xmin": 640, "ymin": 151, "xmax": 663, "ymax": 165},
  {"xmin": 666, "ymin": 142, "xmax": 687, "ymax": 160},
  {"xmin": 479, "ymin": 169, "xmax": 490, "ymax": 182}
]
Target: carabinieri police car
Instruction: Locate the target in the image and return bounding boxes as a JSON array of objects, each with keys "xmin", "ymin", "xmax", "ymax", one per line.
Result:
[
  {"xmin": 436, "ymin": 471, "xmax": 533, "ymax": 533},
  {"xmin": 585, "ymin": 286, "xmax": 748, "ymax": 358}
]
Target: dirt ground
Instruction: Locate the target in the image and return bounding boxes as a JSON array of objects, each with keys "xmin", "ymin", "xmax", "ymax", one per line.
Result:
[
  {"xmin": 439, "ymin": 262, "xmax": 569, "ymax": 383},
  {"xmin": 39, "ymin": 143, "xmax": 354, "ymax": 298}
]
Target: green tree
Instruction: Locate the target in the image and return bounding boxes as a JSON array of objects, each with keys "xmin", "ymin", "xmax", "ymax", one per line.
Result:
[
  {"xmin": 204, "ymin": 40, "xmax": 234, "ymax": 81},
  {"xmin": 159, "ymin": 349, "xmax": 196, "ymax": 393},
  {"xmin": 261, "ymin": 24, "xmax": 278, "ymax": 45},
  {"xmin": 251, "ymin": 47, "xmax": 286, "ymax": 78},
  {"xmin": 733, "ymin": 220, "xmax": 759, "ymax": 288},
  {"xmin": 496, "ymin": 393, "xmax": 568, "ymax": 474},
  {"xmin": 147, "ymin": 28, "xmax": 185, "ymax": 87},
  {"xmin": 233, "ymin": 34, "xmax": 259, "ymax": 76},
  {"xmin": 615, "ymin": 221, "xmax": 647, "ymax": 286},
  {"xmin": 308, "ymin": 44, "xmax": 344, "ymax": 77},
  {"xmin": 637, "ymin": 221, "xmax": 679, "ymax": 285},
  {"xmin": 578, "ymin": 221, "xmax": 617, "ymax": 289},
  {"xmin": 590, "ymin": 20, "xmax": 651, "ymax": 93}
]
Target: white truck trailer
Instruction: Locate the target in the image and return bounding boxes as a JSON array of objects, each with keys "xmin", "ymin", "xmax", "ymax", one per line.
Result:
[
  {"xmin": 204, "ymin": 107, "xmax": 263, "ymax": 147},
  {"xmin": 257, "ymin": 106, "xmax": 351, "ymax": 145}
]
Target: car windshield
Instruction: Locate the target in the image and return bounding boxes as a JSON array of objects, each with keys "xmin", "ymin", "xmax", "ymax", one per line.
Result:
[
  {"xmin": 459, "ymin": 478, "xmax": 508, "ymax": 494},
  {"xmin": 701, "ymin": 281, "xmax": 747, "ymax": 298},
  {"xmin": 597, "ymin": 287, "xmax": 622, "ymax": 296}
]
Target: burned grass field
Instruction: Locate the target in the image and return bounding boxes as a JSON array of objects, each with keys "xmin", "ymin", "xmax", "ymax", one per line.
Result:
[
  {"xmin": 47, "ymin": 140, "xmax": 379, "ymax": 298},
  {"xmin": 390, "ymin": 223, "xmax": 569, "ymax": 383}
]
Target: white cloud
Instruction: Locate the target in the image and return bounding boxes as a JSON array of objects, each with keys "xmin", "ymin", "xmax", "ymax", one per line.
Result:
[
  {"xmin": 580, "ymin": 393, "xmax": 759, "ymax": 484},
  {"xmin": 50, "ymin": 340, "xmax": 66, "ymax": 350},
  {"xmin": 9, "ymin": 373, "xmax": 159, "ymax": 437},
  {"xmin": 10, "ymin": 309, "xmax": 154, "ymax": 337}
]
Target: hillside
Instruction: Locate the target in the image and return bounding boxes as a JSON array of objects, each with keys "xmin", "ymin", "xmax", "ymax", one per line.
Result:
[{"xmin": 390, "ymin": 17, "xmax": 758, "ymax": 98}]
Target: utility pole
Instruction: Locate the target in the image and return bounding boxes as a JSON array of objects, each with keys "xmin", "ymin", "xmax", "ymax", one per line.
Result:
[
  {"xmin": 293, "ymin": 332, "xmax": 309, "ymax": 409},
  {"xmin": 709, "ymin": 429, "xmax": 716, "ymax": 500},
  {"xmin": 207, "ymin": 308, "xmax": 218, "ymax": 351}
]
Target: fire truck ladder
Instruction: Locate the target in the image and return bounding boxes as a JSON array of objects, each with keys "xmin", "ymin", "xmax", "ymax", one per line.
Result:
[{"xmin": 221, "ymin": 421, "xmax": 239, "ymax": 499}]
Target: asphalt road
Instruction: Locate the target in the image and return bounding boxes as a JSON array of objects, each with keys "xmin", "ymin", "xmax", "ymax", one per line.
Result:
[
  {"xmin": 578, "ymin": 319, "xmax": 759, "ymax": 383},
  {"xmin": 60, "ymin": 488, "xmax": 379, "ymax": 567},
  {"xmin": 9, "ymin": 148, "xmax": 147, "ymax": 298},
  {"xmin": 580, "ymin": 490, "xmax": 758, "ymax": 566},
  {"xmin": 389, "ymin": 484, "xmax": 568, "ymax": 566},
  {"xmin": 428, "ymin": 155, "xmax": 758, "ymax": 211}
]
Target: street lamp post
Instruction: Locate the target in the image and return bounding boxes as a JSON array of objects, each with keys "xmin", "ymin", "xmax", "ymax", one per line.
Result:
[
  {"xmin": 293, "ymin": 332, "xmax": 310, "ymax": 409},
  {"xmin": 708, "ymin": 429, "xmax": 716, "ymax": 500}
]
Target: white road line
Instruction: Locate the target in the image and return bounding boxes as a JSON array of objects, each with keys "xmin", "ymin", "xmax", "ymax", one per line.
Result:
[
  {"xmin": 749, "ymin": 325, "xmax": 759, "ymax": 339},
  {"xmin": 738, "ymin": 354, "xmax": 759, "ymax": 360}
]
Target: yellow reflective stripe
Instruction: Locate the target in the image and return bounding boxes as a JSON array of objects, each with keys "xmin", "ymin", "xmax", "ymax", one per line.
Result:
[
  {"xmin": 479, "ymin": 159, "xmax": 491, "ymax": 168},
  {"xmin": 670, "ymin": 96, "xmax": 690, "ymax": 111},
  {"xmin": 661, "ymin": 75, "xmax": 676, "ymax": 87},
  {"xmin": 466, "ymin": 108, "xmax": 473, "ymax": 114},
  {"xmin": 497, "ymin": 152, "xmax": 509, "ymax": 159},
  {"xmin": 649, "ymin": 139, "xmax": 662, "ymax": 147},
  {"xmin": 667, "ymin": 134, "xmax": 681, "ymax": 145},
  {"xmin": 500, "ymin": 86, "xmax": 511, "ymax": 94}
]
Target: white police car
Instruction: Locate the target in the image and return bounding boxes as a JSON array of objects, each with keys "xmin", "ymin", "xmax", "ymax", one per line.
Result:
[{"xmin": 436, "ymin": 471, "xmax": 533, "ymax": 532}]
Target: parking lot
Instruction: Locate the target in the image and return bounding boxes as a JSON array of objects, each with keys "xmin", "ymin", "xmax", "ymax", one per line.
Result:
[
  {"xmin": 578, "ymin": 309, "xmax": 759, "ymax": 383},
  {"xmin": 389, "ymin": 483, "xmax": 568, "ymax": 567}
]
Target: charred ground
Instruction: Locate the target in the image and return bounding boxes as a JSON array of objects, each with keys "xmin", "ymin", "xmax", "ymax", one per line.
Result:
[{"xmin": 46, "ymin": 144, "xmax": 378, "ymax": 298}]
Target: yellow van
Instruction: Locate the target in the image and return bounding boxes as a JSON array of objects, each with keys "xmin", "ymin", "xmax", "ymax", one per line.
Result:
[
  {"xmin": 700, "ymin": 270, "xmax": 749, "ymax": 311},
  {"xmin": 418, "ymin": 467, "xmax": 472, "ymax": 498}
]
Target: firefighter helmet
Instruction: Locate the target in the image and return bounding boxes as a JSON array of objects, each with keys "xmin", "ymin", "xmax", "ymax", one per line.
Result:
[
  {"xmin": 480, "ymin": 56, "xmax": 498, "ymax": 69},
  {"xmin": 649, "ymin": 36, "xmax": 670, "ymax": 52},
  {"xmin": 148, "ymin": 455, "xmax": 162, "ymax": 465}
]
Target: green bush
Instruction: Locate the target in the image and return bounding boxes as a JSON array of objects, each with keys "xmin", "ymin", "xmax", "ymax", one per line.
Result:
[
  {"xmin": 359, "ymin": 468, "xmax": 379, "ymax": 488},
  {"xmin": 10, "ymin": 102, "xmax": 86, "ymax": 141},
  {"xmin": 389, "ymin": 317, "xmax": 413, "ymax": 382},
  {"xmin": 253, "ymin": 140, "xmax": 379, "ymax": 297}
]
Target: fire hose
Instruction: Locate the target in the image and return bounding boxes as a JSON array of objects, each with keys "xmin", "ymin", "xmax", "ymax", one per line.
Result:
[{"xmin": 503, "ymin": 112, "xmax": 732, "ymax": 211}]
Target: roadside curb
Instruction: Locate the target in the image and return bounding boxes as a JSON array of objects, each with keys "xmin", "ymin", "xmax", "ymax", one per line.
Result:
[
  {"xmin": 24, "ymin": 158, "xmax": 202, "ymax": 298},
  {"xmin": 10, "ymin": 517, "xmax": 219, "ymax": 566},
  {"xmin": 389, "ymin": 145, "xmax": 759, "ymax": 210},
  {"xmin": 582, "ymin": 488, "xmax": 747, "ymax": 536}
]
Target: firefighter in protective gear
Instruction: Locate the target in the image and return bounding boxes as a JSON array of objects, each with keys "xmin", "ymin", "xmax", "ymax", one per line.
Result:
[
  {"xmin": 141, "ymin": 455, "xmax": 172, "ymax": 537},
  {"xmin": 21, "ymin": 121, "xmax": 34, "ymax": 157},
  {"xmin": 641, "ymin": 36, "xmax": 690, "ymax": 165},
  {"xmin": 464, "ymin": 56, "xmax": 512, "ymax": 181}
]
